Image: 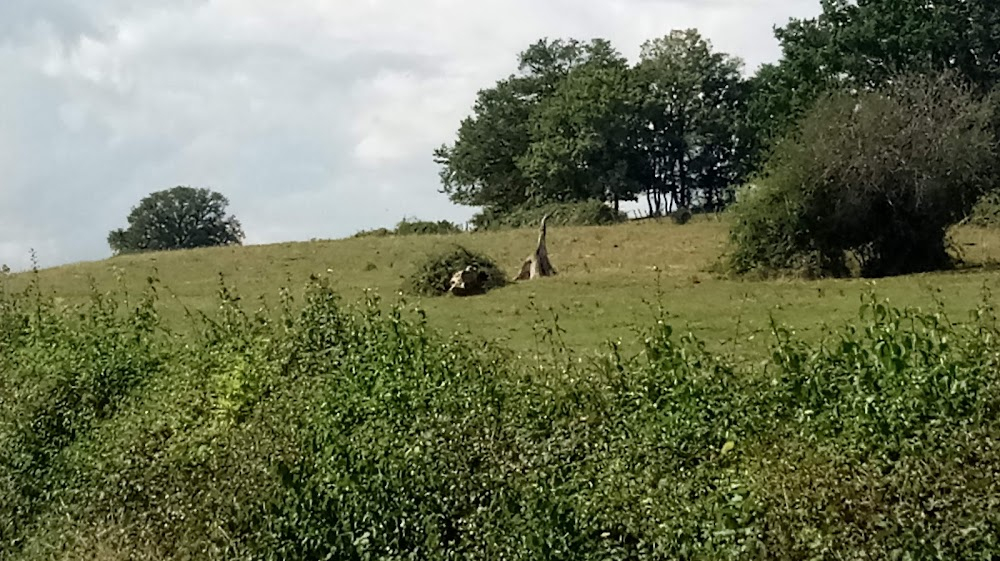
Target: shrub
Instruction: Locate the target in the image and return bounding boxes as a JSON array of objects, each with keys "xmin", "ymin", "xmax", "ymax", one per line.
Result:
[
  {"xmin": 354, "ymin": 219, "xmax": 462, "ymax": 238},
  {"xmin": 352, "ymin": 227, "xmax": 393, "ymax": 238},
  {"xmin": 728, "ymin": 72, "xmax": 998, "ymax": 278},
  {"xmin": 472, "ymin": 200, "xmax": 626, "ymax": 230},
  {"xmin": 403, "ymin": 245, "xmax": 508, "ymax": 296},
  {"xmin": 964, "ymin": 190, "xmax": 1000, "ymax": 228},
  {"xmin": 670, "ymin": 206, "xmax": 693, "ymax": 225},
  {"xmin": 4, "ymin": 271, "xmax": 1000, "ymax": 559},
  {"xmin": 394, "ymin": 218, "xmax": 462, "ymax": 236}
]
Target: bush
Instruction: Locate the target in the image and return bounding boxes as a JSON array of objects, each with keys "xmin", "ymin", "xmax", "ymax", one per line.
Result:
[
  {"xmin": 403, "ymin": 245, "xmax": 508, "ymax": 296},
  {"xmin": 670, "ymin": 206, "xmax": 693, "ymax": 225},
  {"xmin": 472, "ymin": 200, "xmax": 627, "ymax": 230},
  {"xmin": 394, "ymin": 218, "xmax": 462, "ymax": 236},
  {"xmin": 354, "ymin": 219, "xmax": 462, "ymax": 238},
  {"xmin": 728, "ymin": 72, "xmax": 998, "ymax": 278},
  {"xmin": 964, "ymin": 190, "xmax": 1000, "ymax": 228},
  {"xmin": 3, "ymin": 272, "xmax": 1000, "ymax": 559}
]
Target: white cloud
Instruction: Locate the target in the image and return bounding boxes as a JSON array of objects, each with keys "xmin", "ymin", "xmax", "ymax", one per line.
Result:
[{"xmin": 0, "ymin": 0, "xmax": 820, "ymax": 270}]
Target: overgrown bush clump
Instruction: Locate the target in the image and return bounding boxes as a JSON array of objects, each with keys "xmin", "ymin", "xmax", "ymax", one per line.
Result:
[
  {"xmin": 403, "ymin": 245, "xmax": 508, "ymax": 296},
  {"xmin": 728, "ymin": 72, "xmax": 998, "ymax": 278},
  {"xmin": 472, "ymin": 199, "xmax": 627, "ymax": 230},
  {"xmin": 354, "ymin": 218, "xmax": 462, "ymax": 238},
  {"xmin": 3, "ymin": 271, "xmax": 1000, "ymax": 559},
  {"xmin": 964, "ymin": 190, "xmax": 1000, "ymax": 228}
]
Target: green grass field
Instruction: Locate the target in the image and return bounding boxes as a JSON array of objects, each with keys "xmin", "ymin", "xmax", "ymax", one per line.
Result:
[{"xmin": 11, "ymin": 216, "xmax": 1000, "ymax": 356}]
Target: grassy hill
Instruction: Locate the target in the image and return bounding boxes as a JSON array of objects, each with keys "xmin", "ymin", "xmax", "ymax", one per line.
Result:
[{"xmin": 11, "ymin": 216, "xmax": 1000, "ymax": 356}]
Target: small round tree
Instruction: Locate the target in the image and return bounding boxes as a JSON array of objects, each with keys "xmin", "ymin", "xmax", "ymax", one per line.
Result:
[
  {"xmin": 108, "ymin": 186, "xmax": 245, "ymax": 255},
  {"xmin": 728, "ymin": 72, "xmax": 997, "ymax": 278}
]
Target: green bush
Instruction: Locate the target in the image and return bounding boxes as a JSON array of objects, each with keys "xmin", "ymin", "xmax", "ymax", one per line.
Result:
[
  {"xmin": 964, "ymin": 190, "xmax": 1000, "ymax": 228},
  {"xmin": 354, "ymin": 219, "xmax": 462, "ymax": 238},
  {"xmin": 472, "ymin": 200, "xmax": 627, "ymax": 230},
  {"xmin": 3, "ymin": 271, "xmax": 1000, "ymax": 559},
  {"xmin": 394, "ymin": 218, "xmax": 463, "ymax": 236},
  {"xmin": 728, "ymin": 72, "xmax": 998, "ymax": 278},
  {"xmin": 403, "ymin": 245, "xmax": 508, "ymax": 297}
]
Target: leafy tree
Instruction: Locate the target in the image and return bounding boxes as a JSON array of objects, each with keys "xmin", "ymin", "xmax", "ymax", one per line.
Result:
[
  {"xmin": 435, "ymin": 39, "xmax": 591, "ymax": 213},
  {"xmin": 634, "ymin": 29, "xmax": 748, "ymax": 214},
  {"xmin": 108, "ymin": 186, "xmax": 244, "ymax": 255},
  {"xmin": 729, "ymin": 72, "xmax": 997, "ymax": 278},
  {"xmin": 517, "ymin": 40, "xmax": 646, "ymax": 210},
  {"xmin": 435, "ymin": 38, "xmax": 633, "ymax": 214},
  {"xmin": 433, "ymin": 78, "xmax": 534, "ymax": 212},
  {"xmin": 751, "ymin": 0, "xmax": 1000, "ymax": 162}
]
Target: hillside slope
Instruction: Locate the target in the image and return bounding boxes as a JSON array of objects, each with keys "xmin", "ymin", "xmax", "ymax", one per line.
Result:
[{"xmin": 9, "ymin": 217, "xmax": 1000, "ymax": 354}]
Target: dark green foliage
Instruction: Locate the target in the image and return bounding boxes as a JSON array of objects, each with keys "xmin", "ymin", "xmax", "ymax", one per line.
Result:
[
  {"xmin": 108, "ymin": 186, "xmax": 244, "ymax": 255},
  {"xmin": 2, "ymin": 268, "xmax": 1000, "ymax": 558},
  {"xmin": 472, "ymin": 200, "xmax": 626, "ymax": 231},
  {"xmin": 636, "ymin": 29, "xmax": 749, "ymax": 213},
  {"xmin": 354, "ymin": 219, "xmax": 463, "ymax": 238},
  {"xmin": 403, "ymin": 246, "xmax": 508, "ymax": 297},
  {"xmin": 964, "ymin": 191, "xmax": 1000, "ymax": 228},
  {"xmin": 671, "ymin": 207, "xmax": 693, "ymax": 225},
  {"xmin": 746, "ymin": 0, "xmax": 1000, "ymax": 171},
  {"xmin": 517, "ymin": 40, "xmax": 646, "ymax": 207},
  {"xmin": 728, "ymin": 72, "xmax": 997, "ymax": 278},
  {"xmin": 395, "ymin": 219, "xmax": 462, "ymax": 236},
  {"xmin": 436, "ymin": 34, "xmax": 752, "ymax": 220}
]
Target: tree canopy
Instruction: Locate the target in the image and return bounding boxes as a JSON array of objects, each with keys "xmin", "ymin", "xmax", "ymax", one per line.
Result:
[
  {"xmin": 434, "ymin": 0, "xmax": 1000, "ymax": 276},
  {"xmin": 436, "ymin": 33, "xmax": 749, "ymax": 218},
  {"xmin": 108, "ymin": 186, "xmax": 245, "ymax": 255}
]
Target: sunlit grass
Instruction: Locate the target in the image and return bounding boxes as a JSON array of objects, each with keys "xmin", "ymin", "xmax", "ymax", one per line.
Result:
[{"xmin": 10, "ymin": 216, "xmax": 1000, "ymax": 356}]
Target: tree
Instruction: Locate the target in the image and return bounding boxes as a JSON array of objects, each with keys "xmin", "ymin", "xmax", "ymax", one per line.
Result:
[
  {"xmin": 517, "ymin": 39, "xmax": 646, "ymax": 210},
  {"xmin": 433, "ymin": 78, "xmax": 534, "ymax": 212},
  {"xmin": 729, "ymin": 72, "xmax": 997, "ymax": 278},
  {"xmin": 634, "ymin": 29, "xmax": 748, "ymax": 215},
  {"xmin": 435, "ymin": 38, "xmax": 632, "ymax": 214},
  {"xmin": 751, "ymin": 0, "xmax": 1000, "ymax": 162},
  {"xmin": 108, "ymin": 186, "xmax": 244, "ymax": 255}
]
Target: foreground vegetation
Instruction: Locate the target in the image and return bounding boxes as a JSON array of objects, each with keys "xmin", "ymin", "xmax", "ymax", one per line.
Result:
[
  {"xmin": 2, "ymin": 217, "xmax": 1000, "ymax": 558},
  {"xmin": 2, "ymin": 251, "xmax": 1000, "ymax": 558}
]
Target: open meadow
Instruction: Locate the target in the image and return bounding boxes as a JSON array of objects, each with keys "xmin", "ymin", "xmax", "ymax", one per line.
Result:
[{"xmin": 12, "ymin": 217, "xmax": 1000, "ymax": 356}]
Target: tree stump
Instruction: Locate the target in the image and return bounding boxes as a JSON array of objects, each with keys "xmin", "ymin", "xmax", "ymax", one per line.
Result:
[{"xmin": 516, "ymin": 214, "xmax": 557, "ymax": 281}]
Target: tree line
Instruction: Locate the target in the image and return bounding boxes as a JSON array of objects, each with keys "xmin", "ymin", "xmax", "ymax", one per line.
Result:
[
  {"xmin": 434, "ymin": 0, "xmax": 1000, "ymax": 222},
  {"xmin": 106, "ymin": 0, "xmax": 1000, "ymax": 272}
]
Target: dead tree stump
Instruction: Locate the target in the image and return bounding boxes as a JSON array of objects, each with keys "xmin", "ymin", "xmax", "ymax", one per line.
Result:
[{"xmin": 516, "ymin": 214, "xmax": 556, "ymax": 281}]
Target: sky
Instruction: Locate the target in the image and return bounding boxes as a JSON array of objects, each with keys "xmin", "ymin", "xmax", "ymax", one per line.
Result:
[{"xmin": 0, "ymin": 0, "xmax": 821, "ymax": 271}]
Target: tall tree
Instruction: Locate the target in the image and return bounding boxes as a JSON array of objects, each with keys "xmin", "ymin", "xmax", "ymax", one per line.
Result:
[
  {"xmin": 108, "ymin": 186, "xmax": 244, "ymax": 255},
  {"xmin": 635, "ymin": 29, "xmax": 747, "ymax": 214},
  {"xmin": 435, "ymin": 38, "xmax": 625, "ymax": 213},
  {"xmin": 752, "ymin": 0, "xmax": 1000, "ymax": 161},
  {"xmin": 517, "ymin": 40, "xmax": 646, "ymax": 210}
]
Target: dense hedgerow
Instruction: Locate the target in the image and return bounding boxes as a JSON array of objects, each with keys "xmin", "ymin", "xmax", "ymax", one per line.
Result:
[
  {"xmin": 472, "ymin": 200, "xmax": 627, "ymax": 231},
  {"xmin": 1, "ymin": 270, "xmax": 999, "ymax": 559},
  {"xmin": 354, "ymin": 218, "xmax": 463, "ymax": 238}
]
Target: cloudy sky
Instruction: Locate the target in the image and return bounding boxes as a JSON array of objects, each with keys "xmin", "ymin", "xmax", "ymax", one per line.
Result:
[{"xmin": 0, "ymin": 0, "xmax": 820, "ymax": 270}]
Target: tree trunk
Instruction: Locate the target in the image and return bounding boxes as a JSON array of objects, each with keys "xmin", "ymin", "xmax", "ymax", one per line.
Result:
[{"xmin": 516, "ymin": 214, "xmax": 557, "ymax": 280}]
